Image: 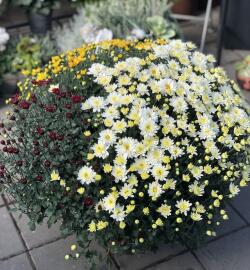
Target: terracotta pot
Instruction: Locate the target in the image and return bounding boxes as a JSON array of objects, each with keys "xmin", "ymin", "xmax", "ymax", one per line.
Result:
[
  {"xmin": 236, "ymin": 73, "xmax": 250, "ymax": 91},
  {"xmin": 172, "ymin": 0, "xmax": 196, "ymax": 15}
]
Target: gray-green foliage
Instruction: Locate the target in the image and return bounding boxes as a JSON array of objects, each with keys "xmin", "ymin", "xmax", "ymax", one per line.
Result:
[{"xmin": 84, "ymin": 0, "xmax": 174, "ymax": 37}]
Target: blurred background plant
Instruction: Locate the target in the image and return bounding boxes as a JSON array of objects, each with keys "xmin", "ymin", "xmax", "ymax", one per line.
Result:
[
  {"xmin": 84, "ymin": 0, "xmax": 179, "ymax": 38},
  {"xmin": 0, "ymin": 27, "xmax": 10, "ymax": 84},
  {"xmin": 11, "ymin": 34, "xmax": 56, "ymax": 75},
  {"xmin": 13, "ymin": 0, "xmax": 61, "ymax": 15},
  {"xmin": 54, "ymin": 0, "xmax": 180, "ymax": 52},
  {"xmin": 0, "ymin": 0, "xmax": 8, "ymax": 15},
  {"xmin": 236, "ymin": 55, "xmax": 250, "ymax": 91}
]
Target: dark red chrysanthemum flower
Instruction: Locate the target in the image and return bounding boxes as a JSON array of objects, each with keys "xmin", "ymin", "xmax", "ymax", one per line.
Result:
[
  {"xmin": 11, "ymin": 94, "xmax": 20, "ymax": 105},
  {"xmin": 37, "ymin": 127, "xmax": 44, "ymax": 135},
  {"xmin": 19, "ymin": 100, "xmax": 30, "ymax": 110},
  {"xmin": 48, "ymin": 131, "xmax": 57, "ymax": 140},
  {"xmin": 83, "ymin": 197, "xmax": 93, "ymax": 206},
  {"xmin": 71, "ymin": 95, "xmax": 82, "ymax": 103},
  {"xmin": 45, "ymin": 105, "xmax": 56, "ymax": 113}
]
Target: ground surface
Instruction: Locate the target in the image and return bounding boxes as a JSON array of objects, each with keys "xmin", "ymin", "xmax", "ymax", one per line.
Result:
[{"xmin": 0, "ymin": 7, "xmax": 250, "ymax": 270}]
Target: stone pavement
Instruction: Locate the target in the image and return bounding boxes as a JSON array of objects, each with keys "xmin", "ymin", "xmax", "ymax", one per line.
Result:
[{"xmin": 1, "ymin": 9, "xmax": 250, "ymax": 270}]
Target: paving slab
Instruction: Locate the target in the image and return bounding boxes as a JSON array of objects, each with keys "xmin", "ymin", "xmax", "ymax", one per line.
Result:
[
  {"xmin": 181, "ymin": 23, "xmax": 217, "ymax": 46},
  {"xmin": 0, "ymin": 253, "xmax": 33, "ymax": 270},
  {"xmin": 231, "ymin": 185, "xmax": 250, "ymax": 224},
  {"xmin": 195, "ymin": 227, "xmax": 250, "ymax": 270},
  {"xmin": 0, "ymin": 207, "xmax": 25, "ymax": 259},
  {"xmin": 214, "ymin": 205, "xmax": 246, "ymax": 237},
  {"xmin": 0, "ymin": 104, "xmax": 10, "ymax": 117},
  {"xmin": 0, "ymin": 195, "xmax": 5, "ymax": 207},
  {"xmin": 223, "ymin": 62, "xmax": 236, "ymax": 81},
  {"xmin": 30, "ymin": 236, "xmax": 113, "ymax": 270},
  {"xmin": 13, "ymin": 212, "xmax": 62, "ymax": 249},
  {"xmin": 146, "ymin": 252, "xmax": 203, "ymax": 270},
  {"xmin": 30, "ymin": 236, "xmax": 87, "ymax": 270},
  {"xmin": 205, "ymin": 43, "xmax": 241, "ymax": 66},
  {"xmin": 115, "ymin": 243, "xmax": 185, "ymax": 270},
  {"xmin": 234, "ymin": 49, "xmax": 250, "ymax": 59}
]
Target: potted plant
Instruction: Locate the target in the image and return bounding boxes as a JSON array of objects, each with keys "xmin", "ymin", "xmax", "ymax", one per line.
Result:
[
  {"xmin": 236, "ymin": 55, "xmax": 250, "ymax": 91},
  {"xmin": 0, "ymin": 33, "xmax": 57, "ymax": 98},
  {"xmin": 14, "ymin": 0, "xmax": 60, "ymax": 34},
  {"xmin": 1, "ymin": 39, "xmax": 249, "ymax": 269}
]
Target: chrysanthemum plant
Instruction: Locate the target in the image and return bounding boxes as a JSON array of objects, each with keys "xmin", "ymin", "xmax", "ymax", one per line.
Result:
[{"xmin": 0, "ymin": 39, "xmax": 249, "ymax": 269}]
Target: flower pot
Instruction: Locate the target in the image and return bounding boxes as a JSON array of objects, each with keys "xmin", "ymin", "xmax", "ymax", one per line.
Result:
[
  {"xmin": 28, "ymin": 10, "xmax": 52, "ymax": 34},
  {"xmin": 236, "ymin": 73, "xmax": 250, "ymax": 91},
  {"xmin": 0, "ymin": 73, "xmax": 23, "ymax": 98},
  {"xmin": 172, "ymin": 0, "xmax": 197, "ymax": 15}
]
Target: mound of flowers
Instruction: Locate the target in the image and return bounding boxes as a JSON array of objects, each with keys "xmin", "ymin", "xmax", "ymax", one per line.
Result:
[{"xmin": 0, "ymin": 39, "xmax": 250, "ymax": 267}]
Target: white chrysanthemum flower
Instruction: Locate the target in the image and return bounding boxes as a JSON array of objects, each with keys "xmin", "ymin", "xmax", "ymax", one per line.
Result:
[
  {"xmin": 186, "ymin": 145, "xmax": 197, "ymax": 156},
  {"xmin": 121, "ymin": 94, "xmax": 134, "ymax": 105},
  {"xmin": 115, "ymin": 137, "xmax": 137, "ymax": 158},
  {"xmin": 102, "ymin": 106, "xmax": 120, "ymax": 119},
  {"xmin": 99, "ymin": 129, "xmax": 116, "ymax": 146},
  {"xmin": 189, "ymin": 181, "xmax": 205, "ymax": 196},
  {"xmin": 190, "ymin": 166, "xmax": 203, "ymax": 180},
  {"xmin": 176, "ymin": 199, "xmax": 192, "ymax": 216},
  {"xmin": 107, "ymin": 92, "xmax": 123, "ymax": 106},
  {"xmin": 134, "ymin": 158, "xmax": 150, "ymax": 173},
  {"xmin": 96, "ymin": 75, "xmax": 112, "ymax": 86},
  {"xmin": 92, "ymin": 143, "xmax": 109, "ymax": 158},
  {"xmin": 157, "ymin": 204, "xmax": 171, "ymax": 218},
  {"xmin": 147, "ymin": 147, "xmax": 164, "ymax": 165},
  {"xmin": 139, "ymin": 119, "xmax": 159, "ymax": 137},
  {"xmin": 137, "ymin": 83, "xmax": 149, "ymax": 96},
  {"xmin": 192, "ymin": 51, "xmax": 207, "ymax": 69},
  {"xmin": 148, "ymin": 181, "xmax": 163, "ymax": 200},
  {"xmin": 111, "ymin": 205, "xmax": 126, "ymax": 222},
  {"xmin": 86, "ymin": 96, "xmax": 106, "ymax": 112},
  {"xmin": 168, "ymin": 60, "xmax": 180, "ymax": 71},
  {"xmin": 103, "ymin": 193, "xmax": 117, "ymax": 212},
  {"xmin": 191, "ymin": 212, "xmax": 203, "ymax": 221},
  {"xmin": 229, "ymin": 183, "xmax": 240, "ymax": 197},
  {"xmin": 161, "ymin": 137, "xmax": 174, "ymax": 150},
  {"xmin": 199, "ymin": 126, "xmax": 217, "ymax": 140},
  {"xmin": 112, "ymin": 165, "xmax": 127, "ymax": 182},
  {"xmin": 153, "ymin": 45, "xmax": 170, "ymax": 58},
  {"xmin": 151, "ymin": 164, "xmax": 168, "ymax": 181},
  {"xmin": 137, "ymin": 69, "xmax": 151, "ymax": 82},
  {"xmin": 159, "ymin": 78, "xmax": 176, "ymax": 96},
  {"xmin": 164, "ymin": 179, "xmax": 176, "ymax": 190},
  {"xmin": 120, "ymin": 183, "xmax": 134, "ymax": 199},
  {"xmin": 112, "ymin": 119, "xmax": 127, "ymax": 134},
  {"xmin": 170, "ymin": 96, "xmax": 188, "ymax": 113},
  {"xmin": 140, "ymin": 107, "xmax": 158, "ymax": 122},
  {"xmin": 127, "ymin": 174, "xmax": 138, "ymax": 186},
  {"xmin": 105, "ymin": 84, "xmax": 118, "ymax": 93},
  {"xmin": 118, "ymin": 74, "xmax": 131, "ymax": 86},
  {"xmin": 169, "ymin": 146, "xmax": 184, "ymax": 159},
  {"xmin": 88, "ymin": 63, "xmax": 106, "ymax": 76},
  {"xmin": 78, "ymin": 166, "xmax": 96, "ymax": 185}
]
